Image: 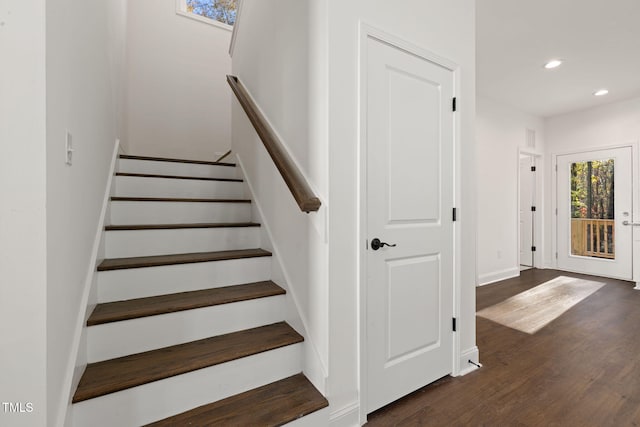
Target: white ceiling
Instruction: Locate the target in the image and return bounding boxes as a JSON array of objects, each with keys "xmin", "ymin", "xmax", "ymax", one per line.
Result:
[{"xmin": 477, "ymin": 0, "xmax": 640, "ymax": 118}]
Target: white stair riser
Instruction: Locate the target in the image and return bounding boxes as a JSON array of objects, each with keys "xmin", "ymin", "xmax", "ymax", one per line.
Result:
[
  {"xmin": 87, "ymin": 295, "xmax": 286, "ymax": 362},
  {"xmin": 286, "ymin": 407, "xmax": 329, "ymax": 426},
  {"xmin": 105, "ymin": 227, "xmax": 261, "ymax": 258},
  {"xmin": 114, "ymin": 176, "xmax": 244, "ymax": 199},
  {"xmin": 97, "ymin": 257, "xmax": 272, "ymax": 302},
  {"xmin": 72, "ymin": 344, "xmax": 302, "ymax": 427},
  {"xmin": 110, "ymin": 201, "xmax": 251, "ymax": 225},
  {"xmin": 118, "ymin": 158, "xmax": 238, "ymax": 179}
]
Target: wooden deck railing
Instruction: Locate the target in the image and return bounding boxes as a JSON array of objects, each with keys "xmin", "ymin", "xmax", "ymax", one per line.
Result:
[
  {"xmin": 571, "ymin": 218, "xmax": 615, "ymax": 259},
  {"xmin": 227, "ymin": 75, "xmax": 321, "ymax": 213}
]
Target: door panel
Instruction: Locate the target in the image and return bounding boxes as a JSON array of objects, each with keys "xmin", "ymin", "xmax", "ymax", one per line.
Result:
[
  {"xmin": 386, "ymin": 255, "xmax": 440, "ymax": 362},
  {"xmin": 557, "ymin": 148, "xmax": 633, "ymax": 279},
  {"xmin": 365, "ymin": 36, "xmax": 454, "ymax": 413},
  {"xmin": 387, "ymin": 68, "xmax": 441, "ymax": 222}
]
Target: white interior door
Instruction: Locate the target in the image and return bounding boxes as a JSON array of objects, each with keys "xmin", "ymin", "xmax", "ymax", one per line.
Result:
[
  {"xmin": 365, "ymin": 35, "xmax": 455, "ymax": 413},
  {"xmin": 519, "ymin": 156, "xmax": 535, "ymax": 267},
  {"xmin": 557, "ymin": 147, "xmax": 633, "ymax": 280}
]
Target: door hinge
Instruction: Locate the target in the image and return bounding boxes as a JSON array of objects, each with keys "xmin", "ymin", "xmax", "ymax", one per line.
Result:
[
  {"xmin": 531, "ymin": 166, "xmax": 536, "ymax": 172},
  {"xmin": 555, "ymin": 164, "xmax": 558, "ymax": 172},
  {"xmin": 452, "ymin": 317, "xmax": 457, "ymax": 332},
  {"xmin": 555, "ymin": 252, "xmax": 558, "ymax": 259},
  {"xmin": 452, "ymin": 97, "xmax": 457, "ymax": 112},
  {"xmin": 452, "ymin": 207, "xmax": 457, "ymax": 222},
  {"xmin": 531, "ymin": 206, "xmax": 536, "ymax": 212},
  {"xmin": 531, "ymin": 246, "xmax": 537, "ymax": 252}
]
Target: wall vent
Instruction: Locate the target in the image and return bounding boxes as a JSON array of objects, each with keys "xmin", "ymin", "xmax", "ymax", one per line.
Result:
[{"xmin": 526, "ymin": 129, "xmax": 536, "ymax": 148}]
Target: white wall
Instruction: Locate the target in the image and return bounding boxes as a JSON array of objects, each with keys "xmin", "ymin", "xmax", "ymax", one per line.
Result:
[
  {"xmin": 325, "ymin": 1, "xmax": 476, "ymax": 424},
  {"xmin": 231, "ymin": 0, "xmax": 329, "ymax": 395},
  {"xmin": 0, "ymin": 2, "xmax": 47, "ymax": 426},
  {"xmin": 233, "ymin": 2, "xmax": 476, "ymax": 424},
  {"xmin": 126, "ymin": 0, "xmax": 232, "ymax": 160},
  {"xmin": 46, "ymin": 0, "xmax": 127, "ymax": 425},
  {"xmin": 476, "ymin": 97, "xmax": 545, "ymax": 285},
  {"xmin": 544, "ymin": 97, "xmax": 640, "ymax": 271}
]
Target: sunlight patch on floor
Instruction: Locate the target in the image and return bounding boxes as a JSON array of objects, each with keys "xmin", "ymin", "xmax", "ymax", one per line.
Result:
[{"xmin": 477, "ymin": 276, "xmax": 605, "ymax": 334}]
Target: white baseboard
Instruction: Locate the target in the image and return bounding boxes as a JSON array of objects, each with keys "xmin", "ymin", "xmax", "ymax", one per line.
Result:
[
  {"xmin": 457, "ymin": 346, "xmax": 481, "ymax": 376},
  {"xmin": 477, "ymin": 267, "xmax": 520, "ymax": 286},
  {"xmin": 330, "ymin": 401, "xmax": 360, "ymax": 427},
  {"xmin": 56, "ymin": 140, "xmax": 120, "ymax": 427}
]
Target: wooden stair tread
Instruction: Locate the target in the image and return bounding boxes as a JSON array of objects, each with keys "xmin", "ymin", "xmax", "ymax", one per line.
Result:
[
  {"xmin": 97, "ymin": 248, "xmax": 272, "ymax": 271},
  {"xmin": 88, "ymin": 281, "xmax": 285, "ymax": 326},
  {"xmin": 105, "ymin": 222, "xmax": 260, "ymax": 231},
  {"xmin": 111, "ymin": 196, "xmax": 251, "ymax": 203},
  {"xmin": 72, "ymin": 322, "xmax": 303, "ymax": 403},
  {"xmin": 119, "ymin": 154, "xmax": 235, "ymax": 167},
  {"xmin": 146, "ymin": 373, "xmax": 328, "ymax": 426},
  {"xmin": 116, "ymin": 172, "xmax": 243, "ymax": 182}
]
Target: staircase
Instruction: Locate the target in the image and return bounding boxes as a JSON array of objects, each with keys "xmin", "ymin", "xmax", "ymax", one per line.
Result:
[{"xmin": 72, "ymin": 154, "xmax": 328, "ymax": 426}]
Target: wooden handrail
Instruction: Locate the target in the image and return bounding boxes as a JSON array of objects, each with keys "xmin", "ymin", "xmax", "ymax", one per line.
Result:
[{"xmin": 227, "ymin": 75, "xmax": 321, "ymax": 213}]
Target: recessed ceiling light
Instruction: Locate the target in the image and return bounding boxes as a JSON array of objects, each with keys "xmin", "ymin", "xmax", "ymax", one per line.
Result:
[
  {"xmin": 593, "ymin": 89, "xmax": 609, "ymax": 96},
  {"xmin": 544, "ymin": 59, "xmax": 563, "ymax": 69}
]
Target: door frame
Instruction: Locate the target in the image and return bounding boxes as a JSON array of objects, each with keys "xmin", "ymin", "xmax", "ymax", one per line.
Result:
[
  {"xmin": 517, "ymin": 150, "xmax": 542, "ymax": 269},
  {"xmin": 357, "ymin": 23, "xmax": 462, "ymax": 424},
  {"xmin": 552, "ymin": 141, "xmax": 640, "ymax": 286}
]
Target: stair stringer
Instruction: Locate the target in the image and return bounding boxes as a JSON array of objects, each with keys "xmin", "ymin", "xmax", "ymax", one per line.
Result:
[
  {"xmin": 235, "ymin": 154, "xmax": 328, "ymax": 396},
  {"xmin": 57, "ymin": 140, "xmax": 122, "ymax": 427}
]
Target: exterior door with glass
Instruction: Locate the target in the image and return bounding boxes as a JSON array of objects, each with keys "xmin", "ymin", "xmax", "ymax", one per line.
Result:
[{"xmin": 557, "ymin": 147, "xmax": 633, "ymax": 280}]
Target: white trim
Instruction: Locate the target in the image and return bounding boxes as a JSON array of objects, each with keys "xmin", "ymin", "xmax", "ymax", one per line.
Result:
[
  {"xmin": 477, "ymin": 267, "xmax": 520, "ymax": 286},
  {"xmin": 234, "ymin": 154, "xmax": 328, "ymax": 393},
  {"xmin": 229, "ymin": 0, "xmax": 243, "ymax": 56},
  {"xmin": 457, "ymin": 346, "xmax": 481, "ymax": 376},
  {"xmin": 329, "ymin": 401, "xmax": 360, "ymax": 427},
  {"xmin": 633, "ymin": 140, "xmax": 640, "ymax": 288},
  {"xmin": 57, "ymin": 140, "xmax": 120, "ymax": 427},
  {"xmin": 357, "ymin": 22, "xmax": 462, "ymax": 424},
  {"xmin": 175, "ymin": 0, "xmax": 233, "ymax": 32}
]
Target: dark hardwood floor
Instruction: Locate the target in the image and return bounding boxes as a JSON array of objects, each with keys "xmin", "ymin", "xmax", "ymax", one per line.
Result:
[{"xmin": 367, "ymin": 269, "xmax": 640, "ymax": 426}]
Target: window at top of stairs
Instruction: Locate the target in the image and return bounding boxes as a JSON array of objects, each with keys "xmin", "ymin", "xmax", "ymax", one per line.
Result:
[{"xmin": 177, "ymin": 0, "xmax": 237, "ymax": 29}]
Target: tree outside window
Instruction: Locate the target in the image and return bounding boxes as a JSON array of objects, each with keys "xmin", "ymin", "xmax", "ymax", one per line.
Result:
[
  {"xmin": 570, "ymin": 158, "xmax": 616, "ymax": 258},
  {"xmin": 186, "ymin": 0, "xmax": 237, "ymax": 26},
  {"xmin": 570, "ymin": 159, "xmax": 614, "ymax": 220}
]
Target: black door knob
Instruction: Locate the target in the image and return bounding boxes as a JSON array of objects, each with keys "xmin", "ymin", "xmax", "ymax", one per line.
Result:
[{"xmin": 371, "ymin": 238, "xmax": 397, "ymax": 251}]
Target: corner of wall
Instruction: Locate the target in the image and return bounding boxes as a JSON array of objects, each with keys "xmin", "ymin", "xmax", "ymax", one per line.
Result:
[{"xmin": 234, "ymin": 154, "xmax": 328, "ymax": 395}]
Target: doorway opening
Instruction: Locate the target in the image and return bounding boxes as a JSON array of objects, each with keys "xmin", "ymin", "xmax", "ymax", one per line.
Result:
[{"xmin": 519, "ymin": 153, "xmax": 537, "ymax": 270}]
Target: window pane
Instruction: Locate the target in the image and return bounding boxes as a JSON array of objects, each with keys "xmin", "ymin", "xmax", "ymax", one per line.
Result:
[
  {"xmin": 570, "ymin": 159, "xmax": 615, "ymax": 259},
  {"xmin": 186, "ymin": 0, "xmax": 237, "ymax": 26}
]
